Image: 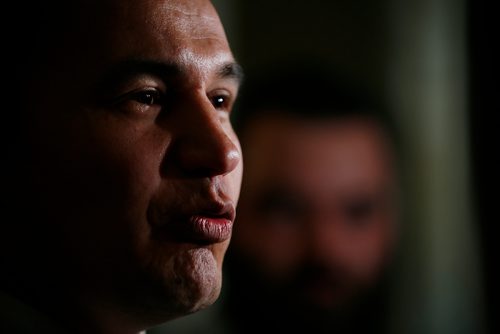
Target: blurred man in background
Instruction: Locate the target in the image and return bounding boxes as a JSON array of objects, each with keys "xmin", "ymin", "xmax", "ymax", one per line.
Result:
[
  {"xmin": 150, "ymin": 66, "xmax": 401, "ymax": 334},
  {"xmin": 226, "ymin": 67, "xmax": 400, "ymax": 333}
]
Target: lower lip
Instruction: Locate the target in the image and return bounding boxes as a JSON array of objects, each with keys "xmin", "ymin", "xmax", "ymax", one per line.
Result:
[{"xmin": 187, "ymin": 215, "xmax": 233, "ymax": 243}]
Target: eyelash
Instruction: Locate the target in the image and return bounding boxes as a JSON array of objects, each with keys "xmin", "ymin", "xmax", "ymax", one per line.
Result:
[{"xmin": 130, "ymin": 89, "xmax": 163, "ymax": 106}]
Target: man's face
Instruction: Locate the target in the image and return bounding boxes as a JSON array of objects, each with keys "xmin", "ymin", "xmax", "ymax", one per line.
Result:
[
  {"xmin": 25, "ymin": 0, "xmax": 242, "ymax": 321},
  {"xmin": 233, "ymin": 114, "xmax": 397, "ymax": 312}
]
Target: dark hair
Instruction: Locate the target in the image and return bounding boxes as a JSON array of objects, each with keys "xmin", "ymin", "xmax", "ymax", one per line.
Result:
[{"xmin": 232, "ymin": 63, "xmax": 399, "ymax": 147}]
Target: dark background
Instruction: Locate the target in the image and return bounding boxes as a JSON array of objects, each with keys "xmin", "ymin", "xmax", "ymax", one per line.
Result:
[
  {"xmin": 469, "ymin": 0, "xmax": 495, "ymax": 333},
  {"xmin": 216, "ymin": 0, "xmax": 495, "ymax": 332},
  {"xmin": 154, "ymin": 1, "xmax": 495, "ymax": 333}
]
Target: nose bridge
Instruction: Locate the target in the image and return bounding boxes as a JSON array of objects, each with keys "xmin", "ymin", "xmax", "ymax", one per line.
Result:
[
  {"xmin": 306, "ymin": 210, "xmax": 338, "ymax": 262},
  {"xmin": 169, "ymin": 91, "xmax": 240, "ymax": 177}
]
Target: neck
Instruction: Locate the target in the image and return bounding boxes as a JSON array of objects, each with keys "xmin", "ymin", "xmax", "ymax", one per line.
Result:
[{"xmin": 1, "ymin": 274, "xmax": 150, "ymax": 334}]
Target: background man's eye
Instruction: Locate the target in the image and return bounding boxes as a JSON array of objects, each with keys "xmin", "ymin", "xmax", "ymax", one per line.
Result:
[{"xmin": 132, "ymin": 90, "xmax": 162, "ymax": 105}]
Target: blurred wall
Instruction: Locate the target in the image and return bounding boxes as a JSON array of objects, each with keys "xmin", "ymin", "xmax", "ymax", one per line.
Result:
[
  {"xmin": 387, "ymin": 0, "xmax": 484, "ymax": 333},
  {"xmin": 213, "ymin": 0, "xmax": 485, "ymax": 333},
  {"xmin": 215, "ymin": 0, "xmax": 390, "ymax": 98}
]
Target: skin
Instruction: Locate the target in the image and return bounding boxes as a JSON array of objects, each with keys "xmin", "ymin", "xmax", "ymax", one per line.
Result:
[
  {"xmin": 8, "ymin": 0, "xmax": 242, "ymax": 333},
  {"xmin": 232, "ymin": 114, "xmax": 397, "ymax": 317}
]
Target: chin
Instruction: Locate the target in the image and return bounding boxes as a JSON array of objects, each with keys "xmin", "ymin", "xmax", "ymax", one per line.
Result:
[{"xmin": 154, "ymin": 247, "xmax": 223, "ymax": 317}]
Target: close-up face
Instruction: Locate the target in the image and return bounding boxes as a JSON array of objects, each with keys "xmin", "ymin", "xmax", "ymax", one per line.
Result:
[
  {"xmin": 233, "ymin": 114, "xmax": 397, "ymax": 311},
  {"xmin": 22, "ymin": 0, "xmax": 242, "ymax": 323}
]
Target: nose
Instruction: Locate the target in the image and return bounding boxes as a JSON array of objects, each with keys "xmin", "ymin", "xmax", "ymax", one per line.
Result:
[
  {"xmin": 164, "ymin": 94, "xmax": 241, "ymax": 178},
  {"xmin": 305, "ymin": 213, "xmax": 339, "ymax": 263}
]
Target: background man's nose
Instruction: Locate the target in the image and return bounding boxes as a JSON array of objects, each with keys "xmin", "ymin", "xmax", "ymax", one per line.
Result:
[{"xmin": 305, "ymin": 215, "xmax": 341, "ymax": 263}]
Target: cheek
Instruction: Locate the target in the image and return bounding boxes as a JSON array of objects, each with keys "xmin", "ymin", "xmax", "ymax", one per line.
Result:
[
  {"xmin": 42, "ymin": 109, "xmax": 163, "ymax": 190},
  {"xmin": 211, "ymin": 240, "xmax": 230, "ymax": 268},
  {"xmin": 337, "ymin": 223, "xmax": 393, "ymax": 281},
  {"xmin": 75, "ymin": 139, "xmax": 160, "ymax": 224},
  {"xmin": 50, "ymin": 115, "xmax": 164, "ymax": 238},
  {"xmin": 227, "ymin": 138, "xmax": 244, "ymax": 204},
  {"xmin": 265, "ymin": 225, "xmax": 303, "ymax": 269},
  {"xmin": 231, "ymin": 161, "xmax": 244, "ymax": 203}
]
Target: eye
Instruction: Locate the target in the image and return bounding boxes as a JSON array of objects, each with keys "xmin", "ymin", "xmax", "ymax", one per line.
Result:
[
  {"xmin": 130, "ymin": 89, "xmax": 163, "ymax": 106},
  {"xmin": 209, "ymin": 93, "xmax": 231, "ymax": 110},
  {"xmin": 211, "ymin": 95, "xmax": 226, "ymax": 109},
  {"xmin": 108, "ymin": 88, "xmax": 165, "ymax": 117}
]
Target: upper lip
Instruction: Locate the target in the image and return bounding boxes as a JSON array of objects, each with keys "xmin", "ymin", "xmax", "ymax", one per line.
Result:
[{"xmin": 198, "ymin": 200, "xmax": 235, "ymax": 222}]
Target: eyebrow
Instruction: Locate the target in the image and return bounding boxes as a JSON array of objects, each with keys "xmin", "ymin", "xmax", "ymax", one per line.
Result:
[
  {"xmin": 217, "ymin": 62, "xmax": 244, "ymax": 84},
  {"xmin": 97, "ymin": 59, "xmax": 244, "ymax": 89},
  {"xmin": 96, "ymin": 60, "xmax": 180, "ymax": 89}
]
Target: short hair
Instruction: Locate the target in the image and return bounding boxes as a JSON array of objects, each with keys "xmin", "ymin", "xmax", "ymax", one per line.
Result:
[{"xmin": 232, "ymin": 63, "xmax": 399, "ymax": 147}]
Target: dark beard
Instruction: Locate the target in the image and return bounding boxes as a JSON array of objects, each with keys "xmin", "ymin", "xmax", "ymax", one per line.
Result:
[{"xmin": 222, "ymin": 251, "xmax": 392, "ymax": 334}]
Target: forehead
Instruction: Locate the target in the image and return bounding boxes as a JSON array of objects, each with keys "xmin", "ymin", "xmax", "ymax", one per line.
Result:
[
  {"xmin": 242, "ymin": 115, "xmax": 395, "ymax": 195},
  {"xmin": 51, "ymin": 0, "xmax": 233, "ymax": 80},
  {"xmin": 111, "ymin": 0, "xmax": 227, "ymax": 47},
  {"xmin": 153, "ymin": 0, "xmax": 225, "ymax": 38}
]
